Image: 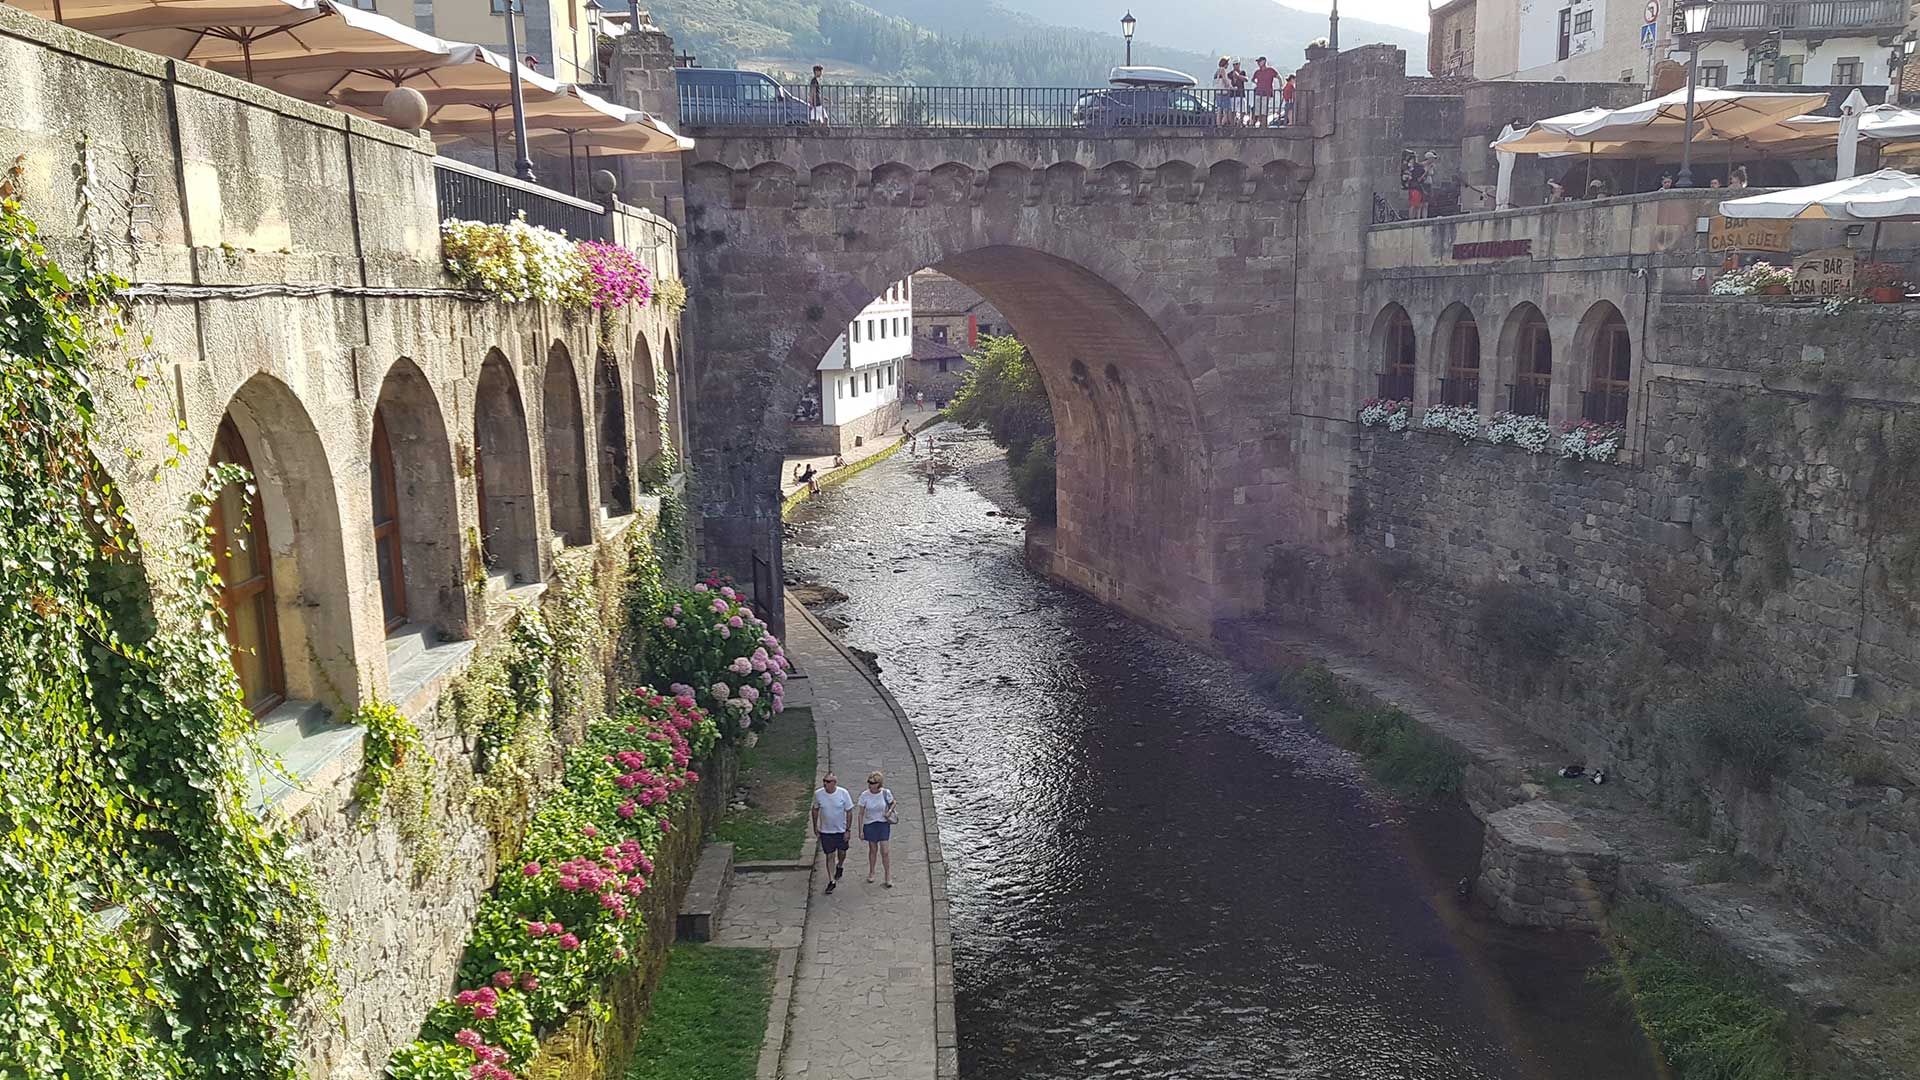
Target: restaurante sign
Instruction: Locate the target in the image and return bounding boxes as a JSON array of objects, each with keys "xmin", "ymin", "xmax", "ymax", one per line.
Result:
[
  {"xmin": 1451, "ymin": 239, "xmax": 1534, "ymax": 260},
  {"xmin": 1708, "ymin": 214, "xmax": 1791, "ymax": 253}
]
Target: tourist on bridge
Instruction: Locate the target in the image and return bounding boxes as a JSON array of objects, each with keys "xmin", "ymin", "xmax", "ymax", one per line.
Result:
[
  {"xmin": 1281, "ymin": 73, "xmax": 1297, "ymax": 126},
  {"xmin": 1251, "ymin": 58, "xmax": 1278, "ymax": 127},
  {"xmin": 1213, "ymin": 58, "xmax": 1234, "ymax": 122},
  {"xmin": 812, "ymin": 772, "xmax": 855, "ymax": 893},
  {"xmin": 808, "ymin": 65, "xmax": 827, "ymax": 125},
  {"xmin": 855, "ymin": 771, "xmax": 897, "ymax": 887},
  {"xmin": 1227, "ymin": 61, "xmax": 1248, "ymax": 124}
]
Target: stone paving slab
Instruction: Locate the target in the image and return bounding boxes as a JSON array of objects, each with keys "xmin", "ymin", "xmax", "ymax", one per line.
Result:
[
  {"xmin": 778, "ymin": 594, "xmax": 951, "ymax": 1080},
  {"xmin": 712, "ymin": 869, "xmax": 810, "ymax": 951}
]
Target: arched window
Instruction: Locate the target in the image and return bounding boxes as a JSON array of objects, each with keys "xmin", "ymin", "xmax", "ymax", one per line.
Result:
[
  {"xmin": 633, "ymin": 334, "xmax": 662, "ymax": 470},
  {"xmin": 1580, "ymin": 303, "xmax": 1632, "ymax": 424},
  {"xmin": 1502, "ymin": 304, "xmax": 1552, "ymax": 418},
  {"xmin": 475, "ymin": 351, "xmax": 540, "ymax": 585},
  {"xmin": 594, "ymin": 353, "xmax": 632, "ymax": 513},
  {"xmin": 370, "ymin": 409, "xmax": 406, "ymax": 631},
  {"xmin": 543, "ymin": 343, "xmax": 592, "ymax": 545},
  {"xmin": 1436, "ymin": 304, "xmax": 1481, "ymax": 408},
  {"xmin": 210, "ymin": 417, "xmax": 286, "ymax": 715},
  {"xmin": 1373, "ymin": 304, "xmax": 1417, "ymax": 399}
]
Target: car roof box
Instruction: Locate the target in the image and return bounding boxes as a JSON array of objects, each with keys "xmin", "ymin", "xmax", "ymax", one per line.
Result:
[{"xmin": 1108, "ymin": 66, "xmax": 1195, "ymax": 88}]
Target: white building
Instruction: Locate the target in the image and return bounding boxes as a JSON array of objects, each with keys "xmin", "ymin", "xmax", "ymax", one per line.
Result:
[
  {"xmin": 1462, "ymin": 0, "xmax": 1911, "ymax": 91},
  {"xmin": 789, "ymin": 278, "xmax": 913, "ymax": 454}
]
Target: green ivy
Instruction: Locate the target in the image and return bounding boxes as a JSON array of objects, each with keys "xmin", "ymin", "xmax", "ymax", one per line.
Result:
[
  {"xmin": 352, "ymin": 698, "xmax": 422, "ymax": 823},
  {"xmin": 0, "ymin": 177, "xmax": 328, "ymax": 1077},
  {"xmin": 546, "ymin": 557, "xmax": 604, "ymax": 726}
]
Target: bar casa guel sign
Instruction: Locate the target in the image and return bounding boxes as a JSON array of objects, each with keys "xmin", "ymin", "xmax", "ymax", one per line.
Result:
[{"xmin": 1451, "ymin": 238, "xmax": 1533, "ymax": 260}]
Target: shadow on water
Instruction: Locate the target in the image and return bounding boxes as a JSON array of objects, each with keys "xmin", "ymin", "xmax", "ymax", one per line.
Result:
[{"xmin": 783, "ymin": 422, "xmax": 1659, "ymax": 1080}]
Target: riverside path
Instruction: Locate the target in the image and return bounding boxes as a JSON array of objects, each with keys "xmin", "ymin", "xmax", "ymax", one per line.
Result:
[{"xmin": 777, "ymin": 596, "xmax": 954, "ymax": 1080}]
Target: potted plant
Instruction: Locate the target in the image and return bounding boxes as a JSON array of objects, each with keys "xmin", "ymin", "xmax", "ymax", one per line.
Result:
[
  {"xmin": 1748, "ymin": 261, "xmax": 1794, "ymax": 296},
  {"xmin": 1858, "ymin": 262, "xmax": 1909, "ymax": 303},
  {"xmin": 1305, "ymin": 37, "xmax": 1332, "ymax": 61}
]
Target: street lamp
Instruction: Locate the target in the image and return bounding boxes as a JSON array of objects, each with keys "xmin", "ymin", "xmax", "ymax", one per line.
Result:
[
  {"xmin": 500, "ymin": 0, "xmax": 536, "ymax": 182},
  {"xmin": 1120, "ymin": 11, "xmax": 1135, "ymax": 66},
  {"xmin": 1677, "ymin": 0, "xmax": 1713, "ymax": 188},
  {"xmin": 584, "ymin": 0, "xmax": 603, "ymax": 82}
]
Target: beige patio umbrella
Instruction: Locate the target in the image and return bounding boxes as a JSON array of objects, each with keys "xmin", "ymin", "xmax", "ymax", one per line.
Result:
[
  {"xmin": 1494, "ymin": 88, "xmax": 1832, "ymax": 156},
  {"xmin": 447, "ymin": 88, "xmax": 690, "ymax": 193},
  {"xmin": 163, "ymin": 0, "xmax": 467, "ymax": 86},
  {"xmin": 6, "ymin": 0, "xmax": 331, "ymax": 80}
]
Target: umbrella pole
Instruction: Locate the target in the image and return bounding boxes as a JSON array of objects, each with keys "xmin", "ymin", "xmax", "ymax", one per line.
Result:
[
  {"xmin": 53, "ymin": 0, "xmax": 63, "ymax": 22},
  {"xmin": 568, "ymin": 131, "xmax": 579, "ymax": 197},
  {"xmin": 244, "ymin": 38, "xmax": 254, "ymax": 83},
  {"xmin": 491, "ymin": 111, "xmax": 502, "ymax": 173},
  {"xmin": 1586, "ymin": 146, "xmax": 1593, "ymax": 195}
]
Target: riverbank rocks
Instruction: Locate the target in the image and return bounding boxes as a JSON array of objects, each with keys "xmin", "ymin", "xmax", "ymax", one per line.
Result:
[{"xmin": 1474, "ymin": 801, "xmax": 1619, "ymax": 932}]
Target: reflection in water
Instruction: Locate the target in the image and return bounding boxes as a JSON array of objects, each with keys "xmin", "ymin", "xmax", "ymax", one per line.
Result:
[{"xmin": 785, "ymin": 425, "xmax": 1656, "ymax": 1080}]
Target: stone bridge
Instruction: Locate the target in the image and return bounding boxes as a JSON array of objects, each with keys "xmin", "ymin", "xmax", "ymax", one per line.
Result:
[{"xmin": 665, "ymin": 47, "xmax": 1411, "ymax": 635}]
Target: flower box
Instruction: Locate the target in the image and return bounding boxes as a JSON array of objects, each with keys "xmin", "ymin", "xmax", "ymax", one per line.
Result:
[{"xmin": 1359, "ymin": 397, "xmax": 1412, "ymax": 432}]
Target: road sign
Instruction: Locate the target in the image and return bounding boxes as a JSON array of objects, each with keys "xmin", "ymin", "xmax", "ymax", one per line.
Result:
[
  {"xmin": 1641, "ymin": 22, "xmax": 1657, "ymax": 47},
  {"xmin": 1645, "ymin": 0, "xmax": 1659, "ymax": 23}
]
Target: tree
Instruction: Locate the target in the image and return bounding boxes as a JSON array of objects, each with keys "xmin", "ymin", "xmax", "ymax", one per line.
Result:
[{"xmin": 947, "ymin": 335, "xmax": 1056, "ymax": 521}]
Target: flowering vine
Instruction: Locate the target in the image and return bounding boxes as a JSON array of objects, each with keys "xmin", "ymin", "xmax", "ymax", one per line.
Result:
[{"xmin": 441, "ymin": 215, "xmax": 655, "ymax": 313}]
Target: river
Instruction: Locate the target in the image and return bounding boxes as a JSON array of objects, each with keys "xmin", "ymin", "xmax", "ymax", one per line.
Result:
[{"xmin": 783, "ymin": 422, "xmax": 1658, "ymax": 1080}]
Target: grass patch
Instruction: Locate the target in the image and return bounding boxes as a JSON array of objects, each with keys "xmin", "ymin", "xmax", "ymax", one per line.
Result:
[
  {"xmin": 626, "ymin": 944, "xmax": 775, "ymax": 1080},
  {"xmin": 1691, "ymin": 850, "xmax": 1772, "ymax": 886},
  {"xmin": 1254, "ymin": 665, "xmax": 1467, "ymax": 798},
  {"xmin": 1674, "ymin": 667, "xmax": 1814, "ymax": 782},
  {"xmin": 710, "ymin": 707, "xmax": 816, "ymax": 861},
  {"xmin": 1604, "ymin": 902, "xmax": 1800, "ymax": 1080}
]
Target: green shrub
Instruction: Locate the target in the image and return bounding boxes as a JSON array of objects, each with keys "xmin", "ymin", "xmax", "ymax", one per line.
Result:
[
  {"xmin": 1678, "ymin": 670, "xmax": 1815, "ymax": 779},
  {"xmin": 1010, "ymin": 433, "xmax": 1057, "ymax": 522},
  {"xmin": 1606, "ymin": 902, "xmax": 1799, "ymax": 1080},
  {"xmin": 1253, "ymin": 665, "xmax": 1465, "ymax": 797},
  {"xmin": 1843, "ymin": 750, "xmax": 1906, "ymax": 788}
]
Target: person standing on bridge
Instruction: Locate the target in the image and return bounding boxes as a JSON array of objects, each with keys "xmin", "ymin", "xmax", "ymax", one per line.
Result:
[
  {"xmin": 1281, "ymin": 73, "xmax": 1297, "ymax": 126},
  {"xmin": 855, "ymin": 771, "xmax": 897, "ymax": 887},
  {"xmin": 1251, "ymin": 58, "xmax": 1278, "ymax": 127},
  {"xmin": 808, "ymin": 65, "xmax": 827, "ymax": 125},
  {"xmin": 812, "ymin": 772, "xmax": 855, "ymax": 893},
  {"xmin": 1213, "ymin": 58, "xmax": 1234, "ymax": 124}
]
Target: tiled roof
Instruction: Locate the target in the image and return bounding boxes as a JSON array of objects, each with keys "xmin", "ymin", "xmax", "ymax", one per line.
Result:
[
  {"xmin": 911, "ymin": 270, "xmax": 989, "ymax": 316},
  {"xmin": 911, "ymin": 337, "xmax": 965, "ymax": 362}
]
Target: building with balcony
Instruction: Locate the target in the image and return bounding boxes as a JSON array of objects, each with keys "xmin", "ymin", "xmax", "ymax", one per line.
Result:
[
  {"xmin": 1463, "ymin": 0, "xmax": 1911, "ymax": 90},
  {"xmin": 789, "ymin": 280, "xmax": 914, "ymax": 454},
  {"xmin": 1429, "ymin": 0, "xmax": 1478, "ymax": 78}
]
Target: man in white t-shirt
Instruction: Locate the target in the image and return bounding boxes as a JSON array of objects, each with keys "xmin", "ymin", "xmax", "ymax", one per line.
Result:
[{"xmin": 811, "ymin": 773, "xmax": 855, "ymax": 893}]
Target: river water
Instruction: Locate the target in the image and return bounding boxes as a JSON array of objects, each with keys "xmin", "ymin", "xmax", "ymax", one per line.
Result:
[{"xmin": 784, "ymin": 423, "xmax": 1658, "ymax": 1080}]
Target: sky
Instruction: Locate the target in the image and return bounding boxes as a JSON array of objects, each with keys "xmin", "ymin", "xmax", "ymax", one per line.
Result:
[{"xmin": 1283, "ymin": 0, "xmax": 1431, "ymax": 33}]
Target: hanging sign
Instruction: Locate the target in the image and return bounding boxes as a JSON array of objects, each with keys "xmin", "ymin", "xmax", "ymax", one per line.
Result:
[
  {"xmin": 1792, "ymin": 248, "xmax": 1855, "ymax": 297},
  {"xmin": 1707, "ymin": 214, "xmax": 1791, "ymax": 253}
]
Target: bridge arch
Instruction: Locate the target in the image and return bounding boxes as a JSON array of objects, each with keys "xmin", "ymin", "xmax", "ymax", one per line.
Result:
[{"xmin": 681, "ymin": 133, "xmax": 1317, "ymax": 635}]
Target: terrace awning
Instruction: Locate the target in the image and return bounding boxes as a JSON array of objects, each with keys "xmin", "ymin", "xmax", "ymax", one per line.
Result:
[
  {"xmin": 1494, "ymin": 87, "xmax": 1833, "ymax": 158},
  {"xmin": 1718, "ymin": 169, "xmax": 1920, "ymax": 221}
]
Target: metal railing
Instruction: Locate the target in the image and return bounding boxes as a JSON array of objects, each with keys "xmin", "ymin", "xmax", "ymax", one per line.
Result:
[
  {"xmin": 1373, "ymin": 183, "xmax": 1466, "ymax": 224},
  {"xmin": 1376, "ymin": 371, "xmax": 1416, "ymax": 400},
  {"xmin": 1507, "ymin": 382, "xmax": 1551, "ymax": 418},
  {"xmin": 1582, "ymin": 388, "xmax": 1630, "ymax": 424},
  {"xmin": 433, "ymin": 156, "xmax": 611, "ymax": 241},
  {"xmin": 679, "ymin": 83, "xmax": 1310, "ymax": 131},
  {"xmin": 1438, "ymin": 376, "xmax": 1480, "ymax": 408},
  {"xmin": 1702, "ymin": 0, "xmax": 1905, "ymax": 31}
]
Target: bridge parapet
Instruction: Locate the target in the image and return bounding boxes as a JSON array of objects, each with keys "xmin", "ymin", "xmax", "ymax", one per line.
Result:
[{"xmin": 684, "ymin": 130, "xmax": 1316, "ymax": 211}]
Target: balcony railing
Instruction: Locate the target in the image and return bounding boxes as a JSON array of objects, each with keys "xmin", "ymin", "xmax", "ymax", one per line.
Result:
[
  {"xmin": 1582, "ymin": 388, "xmax": 1630, "ymax": 424},
  {"xmin": 1702, "ymin": 0, "xmax": 1905, "ymax": 32},
  {"xmin": 1438, "ymin": 376, "xmax": 1480, "ymax": 408},
  {"xmin": 433, "ymin": 156, "xmax": 611, "ymax": 242},
  {"xmin": 680, "ymin": 83, "xmax": 1311, "ymax": 131},
  {"xmin": 1376, "ymin": 371, "xmax": 1416, "ymax": 400},
  {"xmin": 1507, "ymin": 382, "xmax": 1551, "ymax": 418}
]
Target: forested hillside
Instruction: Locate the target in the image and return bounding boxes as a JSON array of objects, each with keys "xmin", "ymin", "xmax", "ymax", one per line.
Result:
[{"xmin": 646, "ymin": 0, "xmax": 1421, "ymax": 86}]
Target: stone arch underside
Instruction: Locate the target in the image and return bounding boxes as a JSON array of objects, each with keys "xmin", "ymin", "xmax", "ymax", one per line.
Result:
[{"xmin": 683, "ymin": 170, "xmax": 1306, "ymax": 636}]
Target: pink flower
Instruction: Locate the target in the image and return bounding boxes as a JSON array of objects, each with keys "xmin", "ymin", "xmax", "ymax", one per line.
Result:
[
  {"xmin": 720, "ymin": 627, "xmax": 732, "ymax": 638},
  {"xmin": 526, "ymin": 922, "xmax": 546, "ymax": 937},
  {"xmin": 547, "ymin": 922, "xmax": 564, "ymax": 935},
  {"xmin": 662, "ymin": 616, "xmax": 677, "ymax": 629},
  {"xmin": 582, "ymin": 825, "xmax": 598, "ymax": 837},
  {"xmin": 523, "ymin": 862, "xmax": 541, "ymax": 877},
  {"xmin": 694, "ymin": 583, "xmax": 709, "ymax": 592},
  {"xmin": 712, "ymin": 598, "xmax": 730, "ymax": 613},
  {"xmin": 728, "ymin": 615, "xmax": 744, "ymax": 628},
  {"xmin": 617, "ymin": 800, "xmax": 637, "ymax": 819},
  {"xmin": 558, "ymin": 933, "xmax": 581, "ymax": 950},
  {"xmin": 472, "ymin": 1002, "xmax": 498, "ymax": 1020},
  {"xmin": 455, "ymin": 1029, "xmax": 484, "ymax": 1050},
  {"xmin": 721, "ymin": 586, "xmax": 736, "ymax": 599},
  {"xmin": 520, "ymin": 973, "xmax": 540, "ymax": 990},
  {"xmin": 492, "ymin": 971, "xmax": 514, "ymax": 988}
]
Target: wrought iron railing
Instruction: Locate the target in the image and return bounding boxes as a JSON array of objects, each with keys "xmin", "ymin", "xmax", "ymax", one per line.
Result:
[
  {"xmin": 1438, "ymin": 377, "xmax": 1480, "ymax": 408},
  {"xmin": 1582, "ymin": 388, "xmax": 1630, "ymax": 424},
  {"xmin": 1372, "ymin": 183, "xmax": 1465, "ymax": 224},
  {"xmin": 1376, "ymin": 371, "xmax": 1416, "ymax": 400},
  {"xmin": 1702, "ymin": 0, "xmax": 1904, "ymax": 31},
  {"xmin": 433, "ymin": 156, "xmax": 611, "ymax": 241},
  {"xmin": 679, "ymin": 82, "xmax": 1311, "ymax": 131},
  {"xmin": 1507, "ymin": 382, "xmax": 1551, "ymax": 418}
]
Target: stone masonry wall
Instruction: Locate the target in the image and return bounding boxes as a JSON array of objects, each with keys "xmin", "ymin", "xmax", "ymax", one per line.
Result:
[{"xmin": 1267, "ymin": 298, "xmax": 1920, "ymax": 950}]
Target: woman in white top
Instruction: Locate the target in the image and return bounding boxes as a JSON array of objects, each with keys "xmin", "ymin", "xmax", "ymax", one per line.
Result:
[{"xmin": 854, "ymin": 770, "xmax": 897, "ymax": 887}]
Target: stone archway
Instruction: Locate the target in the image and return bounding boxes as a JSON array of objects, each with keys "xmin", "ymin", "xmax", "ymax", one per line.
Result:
[
  {"xmin": 681, "ymin": 142, "xmax": 1316, "ymax": 636},
  {"xmin": 474, "ymin": 349, "xmax": 540, "ymax": 586},
  {"xmin": 372, "ymin": 357, "xmax": 466, "ymax": 638},
  {"xmin": 542, "ymin": 342, "xmax": 592, "ymax": 546}
]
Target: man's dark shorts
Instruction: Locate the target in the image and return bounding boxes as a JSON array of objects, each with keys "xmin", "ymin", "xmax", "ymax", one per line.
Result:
[{"xmin": 820, "ymin": 830, "xmax": 850, "ymax": 853}]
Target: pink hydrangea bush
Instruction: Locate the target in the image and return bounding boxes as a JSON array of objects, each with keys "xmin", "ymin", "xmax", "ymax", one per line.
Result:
[
  {"xmin": 385, "ymin": 692, "xmax": 718, "ymax": 1076},
  {"xmin": 578, "ymin": 240, "xmax": 653, "ymax": 310},
  {"xmin": 642, "ymin": 572, "xmax": 790, "ymax": 742}
]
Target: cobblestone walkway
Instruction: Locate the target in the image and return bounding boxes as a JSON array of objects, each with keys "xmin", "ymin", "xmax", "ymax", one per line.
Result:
[{"xmin": 778, "ymin": 599, "xmax": 951, "ymax": 1080}]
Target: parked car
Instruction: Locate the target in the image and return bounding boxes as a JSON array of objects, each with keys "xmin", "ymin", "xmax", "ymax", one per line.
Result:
[
  {"xmin": 676, "ymin": 68, "xmax": 809, "ymax": 126},
  {"xmin": 1072, "ymin": 68, "xmax": 1214, "ymax": 129}
]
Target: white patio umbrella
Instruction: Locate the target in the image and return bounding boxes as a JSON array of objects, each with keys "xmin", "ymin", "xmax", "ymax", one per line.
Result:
[
  {"xmin": 437, "ymin": 86, "xmax": 688, "ymax": 193},
  {"xmin": 1836, "ymin": 89, "xmax": 1868, "ymax": 180},
  {"xmin": 168, "ymin": 0, "xmax": 466, "ymax": 86},
  {"xmin": 1494, "ymin": 87, "xmax": 1832, "ymax": 156},
  {"xmin": 7, "ymin": 0, "xmax": 330, "ymax": 80},
  {"xmin": 1719, "ymin": 169, "xmax": 1920, "ymax": 260},
  {"xmin": 1785, "ymin": 105, "xmax": 1920, "ymax": 157},
  {"xmin": 1494, "ymin": 121, "xmax": 1518, "ymax": 210},
  {"xmin": 307, "ymin": 46, "xmax": 571, "ymax": 169}
]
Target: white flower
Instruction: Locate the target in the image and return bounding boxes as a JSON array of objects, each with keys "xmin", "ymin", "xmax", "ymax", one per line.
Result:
[
  {"xmin": 1421, "ymin": 404, "xmax": 1483, "ymax": 442},
  {"xmin": 1483, "ymin": 411, "xmax": 1552, "ymax": 454}
]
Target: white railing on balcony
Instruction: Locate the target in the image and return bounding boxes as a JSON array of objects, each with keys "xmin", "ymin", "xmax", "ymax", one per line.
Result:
[{"xmin": 1702, "ymin": 0, "xmax": 1905, "ymax": 32}]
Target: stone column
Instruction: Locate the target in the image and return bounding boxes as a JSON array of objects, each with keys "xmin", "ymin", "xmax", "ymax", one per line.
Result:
[{"xmin": 606, "ymin": 13, "xmax": 685, "ymax": 222}]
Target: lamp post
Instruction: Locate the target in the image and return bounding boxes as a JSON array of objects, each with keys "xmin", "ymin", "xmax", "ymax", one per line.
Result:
[
  {"xmin": 1676, "ymin": 0, "xmax": 1712, "ymax": 188},
  {"xmin": 501, "ymin": 0, "xmax": 536, "ymax": 182},
  {"xmin": 584, "ymin": 0, "xmax": 602, "ymax": 82},
  {"xmin": 1120, "ymin": 11, "xmax": 1135, "ymax": 66}
]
